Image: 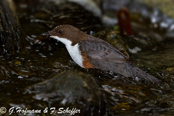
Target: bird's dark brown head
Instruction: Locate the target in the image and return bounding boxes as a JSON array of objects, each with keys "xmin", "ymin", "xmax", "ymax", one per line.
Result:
[{"xmin": 49, "ymin": 25, "xmax": 89, "ymax": 45}]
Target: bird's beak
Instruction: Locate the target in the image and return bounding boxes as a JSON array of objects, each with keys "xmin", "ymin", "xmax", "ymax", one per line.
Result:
[
  {"xmin": 41, "ymin": 31, "xmax": 52, "ymax": 40},
  {"xmin": 48, "ymin": 31, "xmax": 56, "ymax": 40},
  {"xmin": 49, "ymin": 31, "xmax": 57, "ymax": 40},
  {"xmin": 48, "ymin": 31, "xmax": 52, "ymax": 36}
]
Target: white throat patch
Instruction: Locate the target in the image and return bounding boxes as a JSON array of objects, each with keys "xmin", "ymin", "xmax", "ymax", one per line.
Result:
[{"xmin": 50, "ymin": 36, "xmax": 83, "ymax": 67}]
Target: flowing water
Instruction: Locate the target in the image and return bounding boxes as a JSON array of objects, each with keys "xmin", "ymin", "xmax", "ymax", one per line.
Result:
[{"xmin": 0, "ymin": 1, "xmax": 174, "ymax": 116}]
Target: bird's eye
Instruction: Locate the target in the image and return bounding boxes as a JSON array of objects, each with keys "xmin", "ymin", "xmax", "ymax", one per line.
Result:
[{"xmin": 57, "ymin": 30, "xmax": 63, "ymax": 35}]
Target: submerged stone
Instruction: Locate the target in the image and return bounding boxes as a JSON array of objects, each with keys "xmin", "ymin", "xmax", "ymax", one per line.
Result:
[{"xmin": 25, "ymin": 71, "xmax": 107, "ymax": 116}]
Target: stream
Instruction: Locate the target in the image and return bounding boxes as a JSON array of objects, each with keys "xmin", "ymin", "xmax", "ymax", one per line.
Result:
[{"xmin": 0, "ymin": 0, "xmax": 174, "ymax": 116}]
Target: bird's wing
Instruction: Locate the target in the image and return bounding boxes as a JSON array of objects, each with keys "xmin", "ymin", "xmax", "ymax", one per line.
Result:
[{"xmin": 79, "ymin": 37, "xmax": 128, "ymax": 62}]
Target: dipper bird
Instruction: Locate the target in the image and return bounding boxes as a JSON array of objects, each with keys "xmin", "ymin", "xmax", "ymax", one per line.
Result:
[{"xmin": 49, "ymin": 25, "xmax": 160, "ymax": 83}]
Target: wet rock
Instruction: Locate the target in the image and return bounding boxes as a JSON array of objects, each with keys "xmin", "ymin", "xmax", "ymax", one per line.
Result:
[
  {"xmin": 35, "ymin": 0, "xmax": 118, "ymax": 26},
  {"xmin": 25, "ymin": 71, "xmax": 107, "ymax": 116},
  {"xmin": 0, "ymin": 0, "xmax": 25, "ymax": 57},
  {"xmin": 42, "ymin": 0, "xmax": 101, "ymax": 17}
]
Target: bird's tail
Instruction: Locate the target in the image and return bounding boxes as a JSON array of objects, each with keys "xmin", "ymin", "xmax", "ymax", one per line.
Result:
[
  {"xmin": 91, "ymin": 60, "xmax": 160, "ymax": 83},
  {"xmin": 114, "ymin": 63, "xmax": 160, "ymax": 83}
]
